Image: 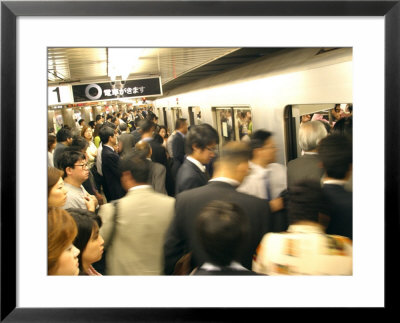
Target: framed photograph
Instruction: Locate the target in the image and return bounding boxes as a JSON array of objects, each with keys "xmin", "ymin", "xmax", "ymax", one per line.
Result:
[{"xmin": 2, "ymin": 1, "xmax": 399, "ymax": 321}]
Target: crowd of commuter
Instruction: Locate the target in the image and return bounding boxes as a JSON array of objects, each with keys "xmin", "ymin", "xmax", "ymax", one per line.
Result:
[{"xmin": 47, "ymin": 105, "xmax": 353, "ymax": 276}]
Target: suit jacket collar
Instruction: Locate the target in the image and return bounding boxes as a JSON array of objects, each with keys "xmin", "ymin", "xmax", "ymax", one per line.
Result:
[
  {"xmin": 206, "ymin": 180, "xmax": 238, "ymax": 190},
  {"xmin": 103, "ymin": 145, "xmax": 115, "ymax": 152}
]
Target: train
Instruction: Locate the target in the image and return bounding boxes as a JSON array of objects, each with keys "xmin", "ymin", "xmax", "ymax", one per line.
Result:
[{"xmin": 152, "ymin": 47, "xmax": 352, "ymax": 165}]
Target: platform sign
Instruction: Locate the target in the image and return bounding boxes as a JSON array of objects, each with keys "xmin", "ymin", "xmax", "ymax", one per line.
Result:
[
  {"xmin": 48, "ymin": 85, "xmax": 74, "ymax": 105},
  {"xmin": 72, "ymin": 77, "xmax": 162, "ymax": 103}
]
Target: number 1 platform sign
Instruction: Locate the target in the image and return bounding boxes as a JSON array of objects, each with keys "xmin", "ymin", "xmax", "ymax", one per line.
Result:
[{"xmin": 48, "ymin": 85, "xmax": 74, "ymax": 105}]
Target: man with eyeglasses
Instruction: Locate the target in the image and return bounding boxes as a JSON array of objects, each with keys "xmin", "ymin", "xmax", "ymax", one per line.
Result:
[
  {"xmin": 59, "ymin": 150, "xmax": 98, "ymax": 212},
  {"xmin": 175, "ymin": 123, "xmax": 219, "ymax": 195}
]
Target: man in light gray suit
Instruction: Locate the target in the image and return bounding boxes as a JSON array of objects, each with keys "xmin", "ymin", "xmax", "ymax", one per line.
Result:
[
  {"xmin": 99, "ymin": 155, "xmax": 175, "ymax": 275},
  {"xmin": 287, "ymin": 120, "xmax": 328, "ymax": 189}
]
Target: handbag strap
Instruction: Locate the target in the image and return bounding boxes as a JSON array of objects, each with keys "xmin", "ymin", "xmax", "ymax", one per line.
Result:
[{"xmin": 107, "ymin": 200, "xmax": 119, "ymax": 247}]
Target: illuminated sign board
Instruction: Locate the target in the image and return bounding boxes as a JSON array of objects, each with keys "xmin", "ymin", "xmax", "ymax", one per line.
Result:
[{"xmin": 72, "ymin": 77, "xmax": 162, "ymax": 103}]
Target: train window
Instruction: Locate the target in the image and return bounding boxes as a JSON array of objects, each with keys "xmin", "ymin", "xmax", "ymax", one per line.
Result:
[
  {"xmin": 212, "ymin": 106, "xmax": 252, "ymax": 151},
  {"xmin": 284, "ymin": 103, "xmax": 352, "ymax": 163}
]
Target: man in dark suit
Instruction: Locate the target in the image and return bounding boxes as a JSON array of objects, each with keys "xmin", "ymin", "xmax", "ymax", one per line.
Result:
[
  {"xmin": 171, "ymin": 118, "xmax": 188, "ymax": 179},
  {"xmin": 163, "ymin": 141, "xmax": 273, "ymax": 275},
  {"xmin": 287, "ymin": 120, "xmax": 328, "ymax": 189},
  {"xmin": 175, "ymin": 123, "xmax": 219, "ymax": 194},
  {"xmin": 318, "ymin": 134, "xmax": 352, "ymax": 239},
  {"xmin": 99, "ymin": 125, "xmax": 125, "ymax": 202}
]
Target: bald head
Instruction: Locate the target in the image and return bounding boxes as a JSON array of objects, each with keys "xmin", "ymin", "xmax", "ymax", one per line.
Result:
[{"xmin": 135, "ymin": 141, "xmax": 152, "ymax": 158}]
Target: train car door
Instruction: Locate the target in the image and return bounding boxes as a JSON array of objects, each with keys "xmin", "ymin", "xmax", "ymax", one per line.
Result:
[
  {"xmin": 212, "ymin": 106, "xmax": 252, "ymax": 151},
  {"xmin": 188, "ymin": 106, "xmax": 202, "ymax": 126},
  {"xmin": 284, "ymin": 103, "xmax": 352, "ymax": 163},
  {"xmin": 169, "ymin": 107, "xmax": 183, "ymax": 132}
]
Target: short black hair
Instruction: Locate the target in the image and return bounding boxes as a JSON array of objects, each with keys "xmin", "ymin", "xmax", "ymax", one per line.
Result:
[
  {"xmin": 140, "ymin": 119, "xmax": 155, "ymax": 134},
  {"xmin": 250, "ymin": 130, "xmax": 273, "ymax": 151},
  {"xmin": 175, "ymin": 118, "xmax": 187, "ymax": 131},
  {"xmin": 58, "ymin": 150, "xmax": 86, "ymax": 178},
  {"xmin": 78, "ymin": 119, "xmax": 85, "ymax": 125},
  {"xmin": 119, "ymin": 154, "xmax": 150, "ymax": 184},
  {"xmin": 71, "ymin": 136, "xmax": 89, "ymax": 152},
  {"xmin": 331, "ymin": 116, "xmax": 352, "ymax": 139},
  {"xmin": 185, "ymin": 123, "xmax": 219, "ymax": 155},
  {"xmin": 95, "ymin": 115, "xmax": 103, "ymax": 122},
  {"xmin": 56, "ymin": 128, "xmax": 72, "ymax": 143},
  {"xmin": 67, "ymin": 208, "xmax": 102, "ymax": 273},
  {"xmin": 318, "ymin": 134, "xmax": 352, "ymax": 179},
  {"xmin": 196, "ymin": 200, "xmax": 249, "ymax": 267},
  {"xmin": 99, "ymin": 126, "xmax": 115, "ymax": 144},
  {"xmin": 288, "ymin": 180, "xmax": 326, "ymax": 224}
]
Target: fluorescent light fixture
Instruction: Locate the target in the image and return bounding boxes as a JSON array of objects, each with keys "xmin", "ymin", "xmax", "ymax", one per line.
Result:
[{"xmin": 108, "ymin": 48, "xmax": 144, "ymax": 81}]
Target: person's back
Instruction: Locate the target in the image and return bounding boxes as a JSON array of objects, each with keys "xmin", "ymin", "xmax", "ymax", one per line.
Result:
[
  {"xmin": 318, "ymin": 134, "xmax": 353, "ymax": 239},
  {"xmin": 99, "ymin": 156, "xmax": 174, "ymax": 275},
  {"xmin": 192, "ymin": 200, "xmax": 262, "ymax": 276},
  {"xmin": 252, "ymin": 180, "xmax": 352, "ymax": 275},
  {"xmin": 287, "ymin": 121, "xmax": 328, "ymax": 189},
  {"xmin": 164, "ymin": 142, "xmax": 272, "ymax": 274}
]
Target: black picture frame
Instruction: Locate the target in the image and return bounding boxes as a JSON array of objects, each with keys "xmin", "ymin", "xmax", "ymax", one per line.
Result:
[{"xmin": 1, "ymin": 1, "xmax": 399, "ymax": 321}]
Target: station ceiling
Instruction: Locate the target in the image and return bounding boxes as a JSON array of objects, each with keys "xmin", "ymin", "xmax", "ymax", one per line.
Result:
[{"xmin": 47, "ymin": 47, "xmax": 287, "ymax": 96}]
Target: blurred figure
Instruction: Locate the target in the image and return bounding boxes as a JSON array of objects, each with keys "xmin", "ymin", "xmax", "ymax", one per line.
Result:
[
  {"xmin": 68, "ymin": 208, "xmax": 104, "ymax": 276},
  {"xmin": 329, "ymin": 104, "xmax": 345, "ymax": 127},
  {"xmin": 48, "ymin": 208, "xmax": 80, "ymax": 276},
  {"xmin": 48, "ymin": 167, "xmax": 67, "ymax": 208},
  {"xmin": 134, "ymin": 141, "xmax": 167, "ymax": 195},
  {"xmin": 53, "ymin": 127, "xmax": 73, "ymax": 169},
  {"xmin": 163, "ymin": 141, "xmax": 272, "ymax": 275},
  {"xmin": 81, "ymin": 125, "xmax": 97, "ymax": 169},
  {"xmin": 331, "ymin": 115, "xmax": 353, "ymax": 139},
  {"xmin": 300, "ymin": 113, "xmax": 312, "ymax": 125},
  {"xmin": 99, "ymin": 155, "xmax": 175, "ymax": 275},
  {"xmin": 170, "ymin": 118, "xmax": 189, "ymax": 180},
  {"xmin": 345, "ymin": 104, "xmax": 353, "ymax": 117},
  {"xmin": 140, "ymin": 119, "xmax": 168, "ymax": 167},
  {"xmin": 287, "ymin": 121, "xmax": 328, "ymax": 189},
  {"xmin": 175, "ymin": 123, "xmax": 219, "ymax": 195},
  {"xmin": 252, "ymin": 180, "xmax": 352, "ymax": 275},
  {"xmin": 118, "ymin": 122, "xmax": 135, "ymax": 159},
  {"xmin": 331, "ymin": 116, "xmax": 353, "ymax": 192},
  {"xmin": 318, "ymin": 134, "xmax": 353, "ymax": 239},
  {"xmin": 157, "ymin": 125, "xmax": 169, "ymax": 149},
  {"xmin": 192, "ymin": 200, "xmax": 261, "ymax": 275},
  {"xmin": 237, "ymin": 130, "xmax": 287, "ymax": 213},
  {"xmin": 48, "ymin": 134, "xmax": 57, "ymax": 167}
]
